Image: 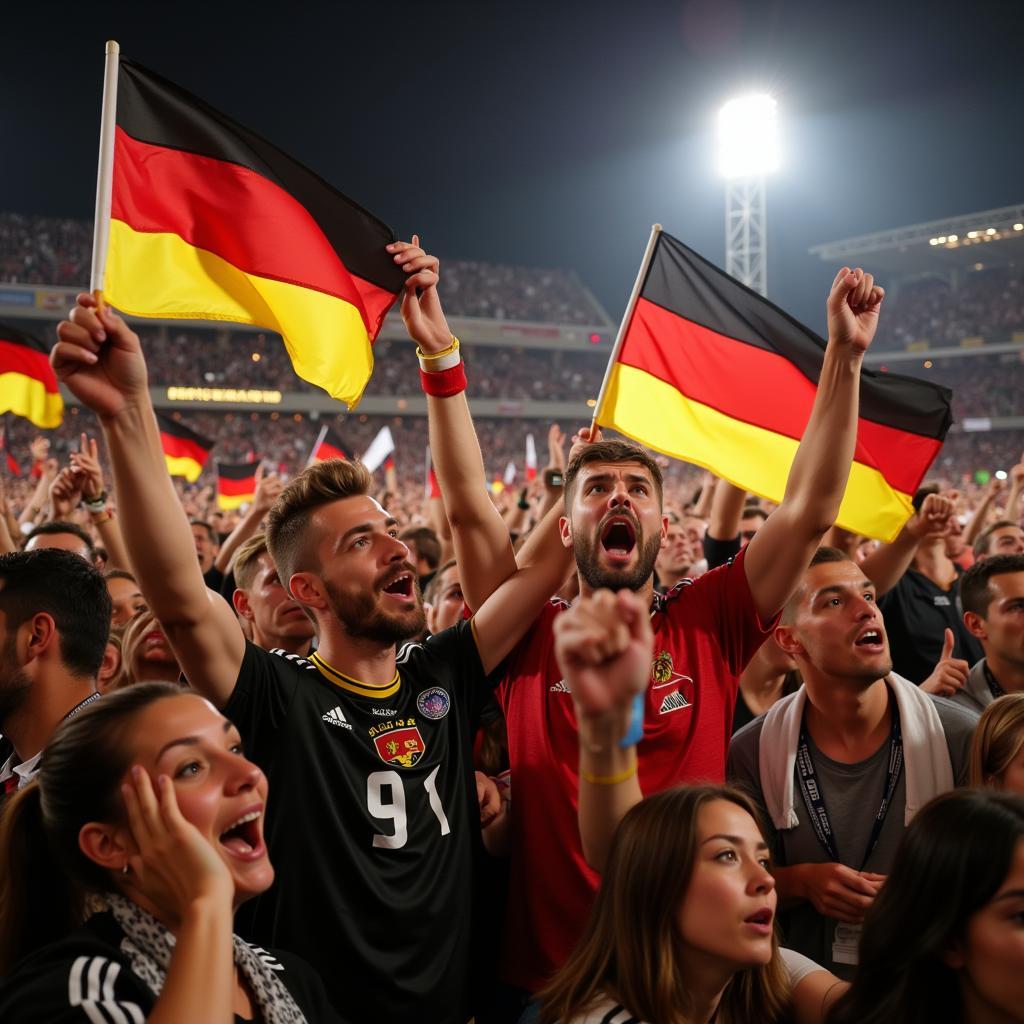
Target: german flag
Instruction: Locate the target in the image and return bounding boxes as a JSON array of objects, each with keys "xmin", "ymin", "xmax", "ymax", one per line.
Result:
[
  {"xmin": 217, "ymin": 461, "xmax": 258, "ymax": 510},
  {"xmin": 156, "ymin": 412, "xmax": 213, "ymax": 482},
  {"xmin": 0, "ymin": 325, "xmax": 63, "ymax": 429},
  {"xmin": 0, "ymin": 425, "xmax": 21, "ymax": 477},
  {"xmin": 309, "ymin": 425, "xmax": 351, "ymax": 464},
  {"xmin": 105, "ymin": 60, "xmax": 405, "ymax": 408},
  {"xmin": 595, "ymin": 231, "xmax": 952, "ymax": 542}
]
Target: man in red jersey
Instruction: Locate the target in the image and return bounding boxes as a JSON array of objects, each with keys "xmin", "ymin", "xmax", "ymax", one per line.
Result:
[{"xmin": 459, "ymin": 274, "xmax": 884, "ymax": 1015}]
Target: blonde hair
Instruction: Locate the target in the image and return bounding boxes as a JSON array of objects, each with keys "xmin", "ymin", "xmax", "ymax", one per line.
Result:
[
  {"xmin": 970, "ymin": 693, "xmax": 1024, "ymax": 786},
  {"xmin": 232, "ymin": 531, "xmax": 269, "ymax": 591}
]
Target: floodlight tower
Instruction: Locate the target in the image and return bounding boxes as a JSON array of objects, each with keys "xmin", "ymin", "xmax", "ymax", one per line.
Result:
[{"xmin": 717, "ymin": 95, "xmax": 779, "ymax": 297}]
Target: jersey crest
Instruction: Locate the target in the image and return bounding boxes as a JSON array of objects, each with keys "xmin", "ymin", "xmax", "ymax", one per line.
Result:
[
  {"xmin": 650, "ymin": 650, "xmax": 694, "ymax": 714},
  {"xmin": 372, "ymin": 723, "xmax": 426, "ymax": 767}
]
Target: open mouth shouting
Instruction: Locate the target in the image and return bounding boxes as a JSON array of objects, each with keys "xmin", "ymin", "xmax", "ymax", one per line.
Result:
[
  {"xmin": 380, "ymin": 569, "xmax": 416, "ymax": 604},
  {"xmin": 600, "ymin": 515, "xmax": 638, "ymax": 565},
  {"xmin": 217, "ymin": 805, "xmax": 266, "ymax": 861},
  {"xmin": 854, "ymin": 626, "xmax": 886, "ymax": 655}
]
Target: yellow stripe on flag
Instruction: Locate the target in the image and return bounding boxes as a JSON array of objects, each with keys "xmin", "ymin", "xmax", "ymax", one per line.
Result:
[
  {"xmin": 0, "ymin": 372, "xmax": 63, "ymax": 429},
  {"xmin": 217, "ymin": 492, "xmax": 253, "ymax": 511},
  {"xmin": 105, "ymin": 219, "xmax": 375, "ymax": 409},
  {"xmin": 164, "ymin": 454, "xmax": 205, "ymax": 483},
  {"xmin": 597, "ymin": 363, "xmax": 913, "ymax": 542}
]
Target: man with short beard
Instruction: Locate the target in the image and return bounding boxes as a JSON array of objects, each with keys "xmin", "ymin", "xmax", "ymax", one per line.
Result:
[
  {"xmin": 437, "ymin": 265, "xmax": 890, "ymax": 1008},
  {"xmin": 52, "ymin": 259, "xmax": 566, "ymax": 1023},
  {"xmin": 0, "ymin": 549, "xmax": 111, "ymax": 799}
]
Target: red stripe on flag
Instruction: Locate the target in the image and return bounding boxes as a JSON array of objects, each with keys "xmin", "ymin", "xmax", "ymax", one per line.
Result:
[
  {"xmin": 0, "ymin": 340, "xmax": 59, "ymax": 392},
  {"xmin": 619, "ymin": 297, "xmax": 940, "ymax": 496},
  {"xmin": 112, "ymin": 128, "xmax": 395, "ymax": 335}
]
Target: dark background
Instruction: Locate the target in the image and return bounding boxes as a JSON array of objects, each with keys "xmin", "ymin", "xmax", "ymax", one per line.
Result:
[{"xmin": 3, "ymin": 0, "xmax": 1022, "ymax": 328}]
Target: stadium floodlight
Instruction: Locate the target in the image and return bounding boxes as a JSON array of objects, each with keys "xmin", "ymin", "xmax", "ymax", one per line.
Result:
[
  {"xmin": 716, "ymin": 94, "xmax": 779, "ymax": 180},
  {"xmin": 718, "ymin": 94, "xmax": 778, "ymax": 296}
]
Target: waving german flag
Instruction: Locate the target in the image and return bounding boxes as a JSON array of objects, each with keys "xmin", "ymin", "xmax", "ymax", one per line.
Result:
[
  {"xmin": 0, "ymin": 325, "xmax": 63, "ymax": 429},
  {"xmin": 156, "ymin": 412, "xmax": 213, "ymax": 482},
  {"xmin": 104, "ymin": 60, "xmax": 404, "ymax": 408},
  {"xmin": 309, "ymin": 424, "xmax": 351, "ymax": 464},
  {"xmin": 217, "ymin": 462, "xmax": 258, "ymax": 510},
  {"xmin": 596, "ymin": 231, "xmax": 953, "ymax": 542}
]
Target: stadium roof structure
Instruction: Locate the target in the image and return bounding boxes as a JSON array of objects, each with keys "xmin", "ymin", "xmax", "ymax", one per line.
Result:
[{"xmin": 810, "ymin": 203, "xmax": 1024, "ymax": 277}]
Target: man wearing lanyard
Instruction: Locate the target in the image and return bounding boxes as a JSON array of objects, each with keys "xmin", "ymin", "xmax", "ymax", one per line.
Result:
[
  {"xmin": 728, "ymin": 547, "xmax": 977, "ymax": 978},
  {"xmin": 0, "ymin": 549, "xmax": 112, "ymax": 799}
]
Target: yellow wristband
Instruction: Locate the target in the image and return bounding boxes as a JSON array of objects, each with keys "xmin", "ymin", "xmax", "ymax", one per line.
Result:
[
  {"xmin": 416, "ymin": 335, "xmax": 460, "ymax": 362},
  {"xmin": 580, "ymin": 764, "xmax": 638, "ymax": 786}
]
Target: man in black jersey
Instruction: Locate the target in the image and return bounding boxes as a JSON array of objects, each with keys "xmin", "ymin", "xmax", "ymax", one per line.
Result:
[{"xmin": 52, "ymin": 253, "xmax": 568, "ymax": 1022}]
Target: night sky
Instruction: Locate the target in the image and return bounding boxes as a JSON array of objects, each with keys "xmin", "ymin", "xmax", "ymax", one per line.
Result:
[{"xmin": 4, "ymin": 1, "xmax": 1022, "ymax": 329}]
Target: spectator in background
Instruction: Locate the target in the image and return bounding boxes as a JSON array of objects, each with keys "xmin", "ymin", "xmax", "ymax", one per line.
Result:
[
  {"xmin": 654, "ymin": 514, "xmax": 693, "ymax": 592},
  {"xmin": 969, "ymin": 693, "xmax": 1024, "ymax": 793},
  {"xmin": 230, "ymin": 532, "xmax": 314, "ymax": 657},
  {"xmin": 879, "ymin": 484, "xmax": 983, "ymax": 684},
  {"xmin": 103, "ymin": 569, "xmax": 146, "ymax": 627},
  {"xmin": 121, "ymin": 610, "xmax": 182, "ymax": 686},
  {"xmin": 24, "ymin": 520, "xmax": 97, "ymax": 565},
  {"xmin": 190, "ymin": 519, "xmax": 220, "ymax": 582},
  {"xmin": 423, "ymin": 559, "xmax": 466, "ymax": 636},
  {"xmin": 973, "ymin": 519, "xmax": 1024, "ymax": 561},
  {"xmin": 400, "ymin": 525, "xmax": 443, "ymax": 591},
  {"xmin": 955, "ymin": 554, "xmax": 1024, "ymax": 713},
  {"xmin": 0, "ymin": 549, "xmax": 111, "ymax": 796},
  {"xmin": 826, "ymin": 790, "xmax": 1024, "ymax": 1024},
  {"xmin": 728, "ymin": 548, "xmax": 977, "ymax": 979}
]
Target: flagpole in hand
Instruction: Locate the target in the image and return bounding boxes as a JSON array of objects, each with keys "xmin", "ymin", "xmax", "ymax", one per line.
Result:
[
  {"xmin": 90, "ymin": 40, "xmax": 120, "ymax": 314},
  {"xmin": 591, "ymin": 224, "xmax": 662, "ymax": 438}
]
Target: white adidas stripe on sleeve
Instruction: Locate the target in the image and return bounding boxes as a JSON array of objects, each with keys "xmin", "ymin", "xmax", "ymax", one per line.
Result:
[{"xmin": 67, "ymin": 956, "xmax": 144, "ymax": 1024}]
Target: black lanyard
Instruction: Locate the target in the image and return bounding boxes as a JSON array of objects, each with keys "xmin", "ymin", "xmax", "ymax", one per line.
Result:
[
  {"xmin": 795, "ymin": 700, "xmax": 903, "ymax": 869},
  {"xmin": 984, "ymin": 662, "xmax": 1006, "ymax": 700}
]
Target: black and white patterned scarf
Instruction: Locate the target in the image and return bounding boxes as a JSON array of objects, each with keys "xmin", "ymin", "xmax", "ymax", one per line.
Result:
[{"xmin": 101, "ymin": 892, "xmax": 307, "ymax": 1023}]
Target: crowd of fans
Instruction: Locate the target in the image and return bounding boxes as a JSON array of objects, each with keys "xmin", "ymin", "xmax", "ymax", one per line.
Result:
[
  {"xmin": 2, "ymin": 227, "xmax": 1024, "ymax": 1024},
  {"xmin": 874, "ymin": 263, "xmax": 1024, "ymax": 350},
  {"xmin": 0, "ymin": 212, "xmax": 609, "ymax": 326}
]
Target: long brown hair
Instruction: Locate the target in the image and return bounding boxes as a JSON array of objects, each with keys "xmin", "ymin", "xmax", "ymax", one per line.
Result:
[
  {"xmin": 538, "ymin": 785, "xmax": 790, "ymax": 1024},
  {"xmin": 0, "ymin": 682, "xmax": 182, "ymax": 973},
  {"xmin": 970, "ymin": 693, "xmax": 1024, "ymax": 787}
]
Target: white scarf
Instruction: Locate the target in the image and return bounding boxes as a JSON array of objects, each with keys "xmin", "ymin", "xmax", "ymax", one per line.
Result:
[
  {"xmin": 757, "ymin": 673, "xmax": 953, "ymax": 831},
  {"xmin": 102, "ymin": 893, "xmax": 308, "ymax": 1023}
]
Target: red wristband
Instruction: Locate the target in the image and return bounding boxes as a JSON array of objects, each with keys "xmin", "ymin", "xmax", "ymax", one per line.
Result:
[{"xmin": 420, "ymin": 362, "xmax": 467, "ymax": 397}]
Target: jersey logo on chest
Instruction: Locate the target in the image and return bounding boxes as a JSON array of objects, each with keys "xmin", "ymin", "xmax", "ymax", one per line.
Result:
[
  {"xmin": 651, "ymin": 650, "xmax": 694, "ymax": 715},
  {"xmin": 322, "ymin": 705, "xmax": 353, "ymax": 730},
  {"xmin": 368, "ymin": 717, "xmax": 426, "ymax": 768}
]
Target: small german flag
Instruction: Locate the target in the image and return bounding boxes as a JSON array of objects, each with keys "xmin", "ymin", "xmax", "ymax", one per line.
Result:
[
  {"xmin": 156, "ymin": 412, "xmax": 213, "ymax": 482},
  {"xmin": 105, "ymin": 60, "xmax": 405, "ymax": 408},
  {"xmin": 596, "ymin": 230, "xmax": 953, "ymax": 542},
  {"xmin": 309, "ymin": 425, "xmax": 350, "ymax": 464},
  {"xmin": 0, "ymin": 325, "xmax": 63, "ymax": 429},
  {"xmin": 217, "ymin": 461, "xmax": 258, "ymax": 510}
]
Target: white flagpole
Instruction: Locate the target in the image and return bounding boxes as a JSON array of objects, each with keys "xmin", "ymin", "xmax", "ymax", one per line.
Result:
[
  {"xmin": 307, "ymin": 424, "xmax": 328, "ymax": 468},
  {"xmin": 90, "ymin": 40, "xmax": 120, "ymax": 309},
  {"xmin": 591, "ymin": 223, "xmax": 663, "ymax": 434}
]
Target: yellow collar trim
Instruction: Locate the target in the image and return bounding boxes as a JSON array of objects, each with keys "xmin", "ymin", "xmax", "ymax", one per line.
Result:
[{"xmin": 311, "ymin": 652, "xmax": 401, "ymax": 699}]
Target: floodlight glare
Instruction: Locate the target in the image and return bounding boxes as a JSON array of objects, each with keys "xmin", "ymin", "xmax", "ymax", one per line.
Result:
[{"xmin": 717, "ymin": 94, "xmax": 779, "ymax": 179}]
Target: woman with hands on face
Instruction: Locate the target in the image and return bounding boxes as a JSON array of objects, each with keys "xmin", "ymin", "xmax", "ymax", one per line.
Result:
[{"xmin": 0, "ymin": 683, "xmax": 341, "ymax": 1023}]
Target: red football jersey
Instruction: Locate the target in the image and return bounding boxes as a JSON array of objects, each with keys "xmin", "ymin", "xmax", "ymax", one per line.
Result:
[{"xmin": 496, "ymin": 547, "xmax": 772, "ymax": 992}]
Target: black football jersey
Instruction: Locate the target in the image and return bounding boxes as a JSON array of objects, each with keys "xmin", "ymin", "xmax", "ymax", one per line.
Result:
[{"xmin": 227, "ymin": 620, "xmax": 493, "ymax": 1024}]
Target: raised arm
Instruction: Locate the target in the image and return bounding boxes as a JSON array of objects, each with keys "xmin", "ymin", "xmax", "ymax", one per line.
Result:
[
  {"xmin": 70, "ymin": 433, "xmax": 131, "ymax": 571},
  {"xmin": 744, "ymin": 268, "xmax": 884, "ymax": 621},
  {"xmin": 212, "ymin": 467, "xmax": 283, "ymax": 574},
  {"xmin": 52, "ymin": 294, "xmax": 244, "ymax": 706},
  {"xmin": 551, "ymin": 589, "xmax": 652, "ymax": 872},
  {"xmin": 859, "ymin": 491, "xmax": 954, "ymax": 596},
  {"xmin": 392, "ymin": 237, "xmax": 518, "ymax": 612}
]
